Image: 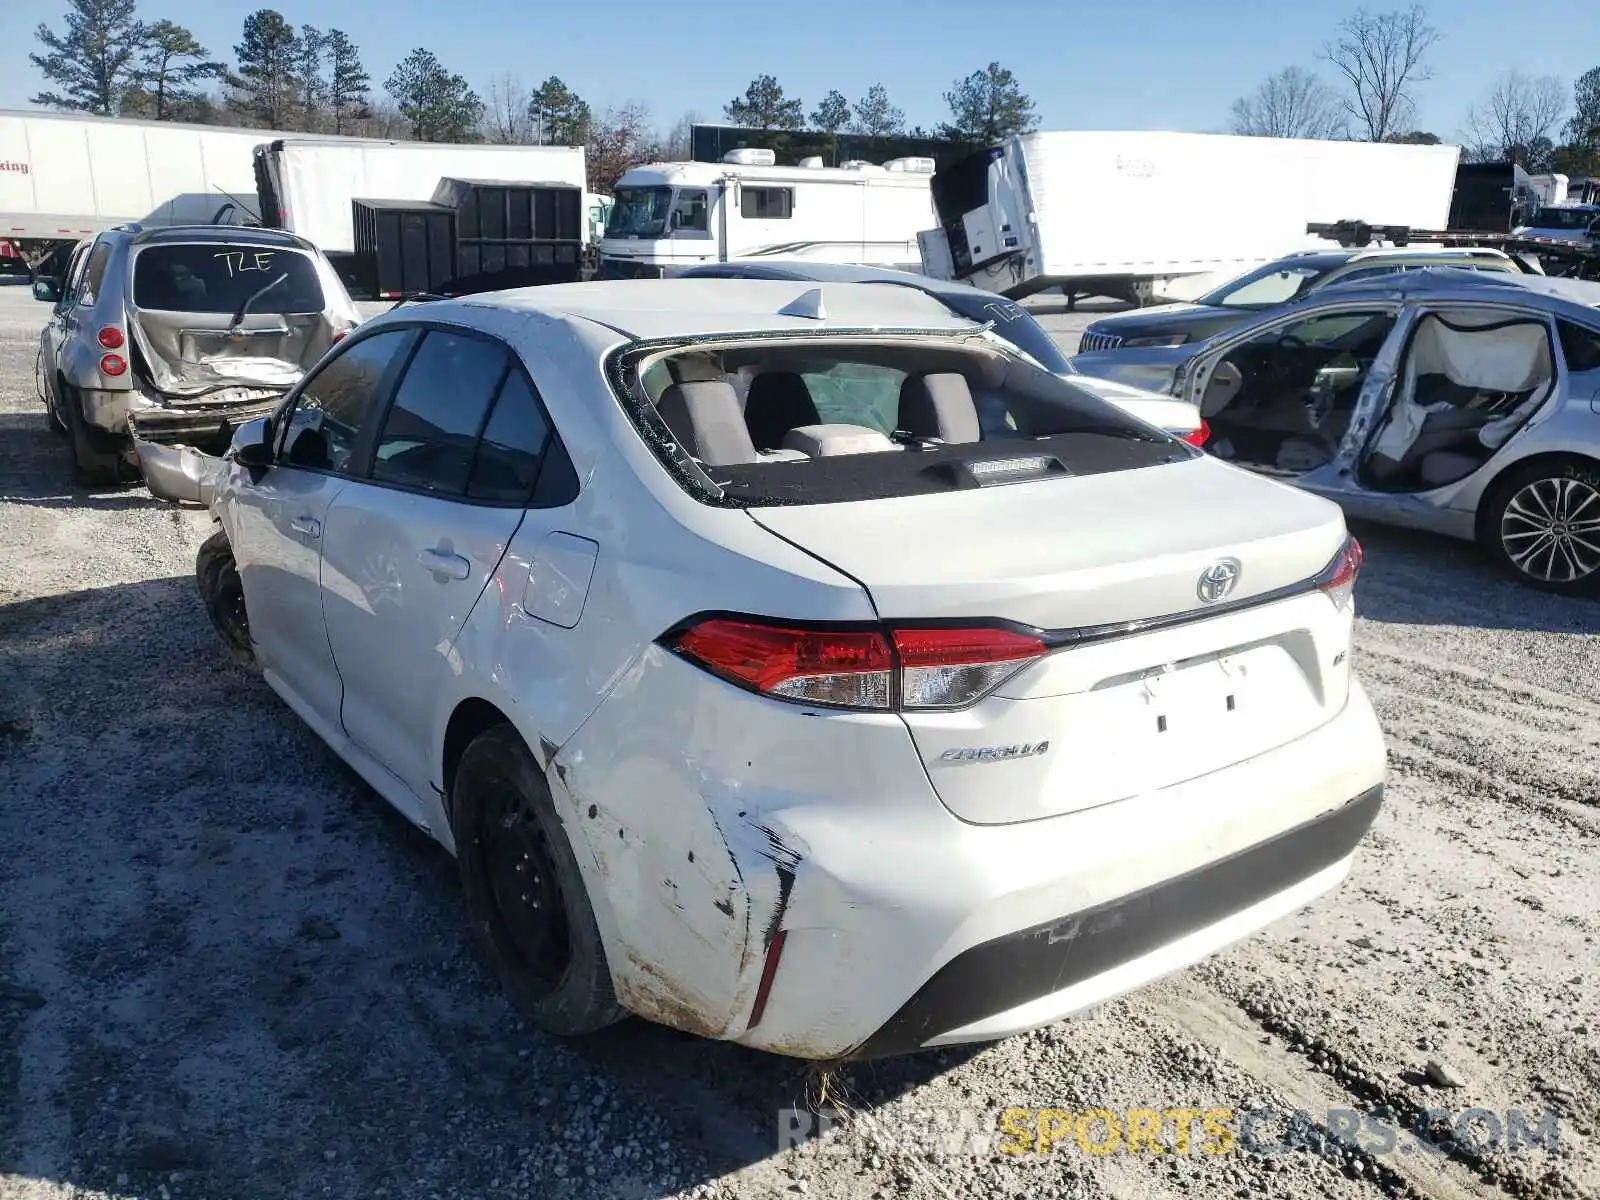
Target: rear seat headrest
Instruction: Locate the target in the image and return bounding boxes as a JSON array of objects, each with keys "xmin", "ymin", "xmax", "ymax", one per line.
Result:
[
  {"xmin": 656, "ymin": 381, "xmax": 758, "ymax": 467},
  {"xmin": 898, "ymin": 372, "xmax": 980, "ymax": 444}
]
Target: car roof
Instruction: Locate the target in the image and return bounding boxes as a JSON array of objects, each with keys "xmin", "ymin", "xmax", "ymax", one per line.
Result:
[
  {"xmin": 1308, "ymin": 264, "xmax": 1600, "ymax": 309},
  {"xmin": 672, "ymin": 259, "xmax": 1008, "ymax": 301},
  {"xmin": 417, "ymin": 278, "xmax": 982, "ymax": 341},
  {"xmin": 117, "ymin": 224, "xmax": 318, "ymax": 251}
]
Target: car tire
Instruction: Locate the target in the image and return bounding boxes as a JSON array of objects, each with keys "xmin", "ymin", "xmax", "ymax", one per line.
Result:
[
  {"xmin": 195, "ymin": 529, "xmax": 256, "ymax": 667},
  {"xmin": 1479, "ymin": 457, "xmax": 1600, "ymax": 597},
  {"xmin": 452, "ymin": 724, "xmax": 625, "ymax": 1038},
  {"xmin": 63, "ymin": 384, "xmax": 127, "ymax": 488}
]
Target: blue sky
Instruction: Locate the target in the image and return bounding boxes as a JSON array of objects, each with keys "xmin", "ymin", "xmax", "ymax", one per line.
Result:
[{"xmin": 3, "ymin": 0, "xmax": 1598, "ymax": 141}]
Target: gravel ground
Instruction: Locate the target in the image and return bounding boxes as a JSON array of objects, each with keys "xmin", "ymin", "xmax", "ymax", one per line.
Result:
[{"xmin": 1, "ymin": 280, "xmax": 1596, "ymax": 1200}]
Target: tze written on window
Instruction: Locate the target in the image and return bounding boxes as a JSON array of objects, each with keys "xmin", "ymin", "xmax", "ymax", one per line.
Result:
[{"xmin": 213, "ymin": 250, "xmax": 277, "ymax": 276}]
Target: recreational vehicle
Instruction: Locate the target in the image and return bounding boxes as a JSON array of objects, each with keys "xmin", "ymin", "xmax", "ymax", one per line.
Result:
[{"xmin": 596, "ymin": 149, "xmax": 935, "ymax": 277}]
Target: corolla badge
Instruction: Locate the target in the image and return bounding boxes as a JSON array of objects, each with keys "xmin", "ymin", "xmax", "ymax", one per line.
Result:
[{"xmin": 1197, "ymin": 558, "xmax": 1242, "ymax": 604}]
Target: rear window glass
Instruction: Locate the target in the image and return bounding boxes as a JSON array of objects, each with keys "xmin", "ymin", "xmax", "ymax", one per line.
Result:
[
  {"xmin": 624, "ymin": 339, "xmax": 1194, "ymax": 507},
  {"xmin": 133, "ymin": 244, "xmax": 325, "ymax": 313}
]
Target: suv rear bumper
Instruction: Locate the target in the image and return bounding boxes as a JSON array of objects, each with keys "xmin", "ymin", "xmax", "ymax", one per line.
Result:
[{"xmin": 126, "ymin": 395, "xmax": 281, "ymax": 451}]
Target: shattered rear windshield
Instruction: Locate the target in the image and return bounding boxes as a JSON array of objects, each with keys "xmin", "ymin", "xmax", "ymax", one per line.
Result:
[
  {"xmin": 617, "ymin": 337, "xmax": 1195, "ymax": 507},
  {"xmin": 133, "ymin": 244, "xmax": 325, "ymax": 314}
]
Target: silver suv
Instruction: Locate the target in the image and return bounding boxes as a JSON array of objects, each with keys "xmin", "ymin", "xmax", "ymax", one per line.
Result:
[{"xmin": 32, "ymin": 224, "xmax": 361, "ymax": 486}]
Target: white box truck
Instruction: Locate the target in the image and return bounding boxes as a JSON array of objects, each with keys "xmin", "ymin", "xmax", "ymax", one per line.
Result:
[
  {"xmin": 920, "ymin": 131, "xmax": 1462, "ymax": 304},
  {"xmin": 254, "ymin": 138, "xmax": 588, "ymax": 258},
  {"xmin": 596, "ymin": 149, "xmax": 936, "ymax": 278}
]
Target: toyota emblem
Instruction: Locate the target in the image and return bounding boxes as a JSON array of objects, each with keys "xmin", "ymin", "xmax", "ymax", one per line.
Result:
[{"xmin": 1197, "ymin": 558, "xmax": 1242, "ymax": 604}]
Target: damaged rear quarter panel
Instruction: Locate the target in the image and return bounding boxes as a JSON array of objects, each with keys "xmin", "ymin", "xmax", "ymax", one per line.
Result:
[{"xmin": 549, "ymin": 643, "xmax": 941, "ymax": 1055}]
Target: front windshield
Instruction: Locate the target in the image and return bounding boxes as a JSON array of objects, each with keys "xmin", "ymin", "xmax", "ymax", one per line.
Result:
[
  {"xmin": 1530, "ymin": 207, "xmax": 1599, "ymax": 231},
  {"xmin": 1198, "ymin": 262, "xmax": 1326, "ymax": 309},
  {"xmin": 605, "ymin": 186, "xmax": 672, "ymax": 238}
]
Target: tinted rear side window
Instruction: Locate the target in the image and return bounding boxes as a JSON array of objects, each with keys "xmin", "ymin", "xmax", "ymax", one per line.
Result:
[
  {"xmin": 133, "ymin": 244, "xmax": 325, "ymax": 313},
  {"xmin": 468, "ymin": 370, "xmax": 553, "ymax": 503},
  {"xmin": 372, "ymin": 330, "xmax": 509, "ymax": 495},
  {"xmin": 1557, "ymin": 319, "xmax": 1600, "ymax": 374}
]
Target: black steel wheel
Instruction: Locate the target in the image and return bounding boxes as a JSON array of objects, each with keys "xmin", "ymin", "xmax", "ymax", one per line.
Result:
[
  {"xmin": 195, "ymin": 529, "xmax": 255, "ymax": 666},
  {"xmin": 453, "ymin": 724, "xmax": 624, "ymax": 1036}
]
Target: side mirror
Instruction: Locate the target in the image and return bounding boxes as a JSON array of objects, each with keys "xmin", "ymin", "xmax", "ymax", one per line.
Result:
[
  {"xmin": 31, "ymin": 279, "xmax": 58, "ymax": 303},
  {"xmin": 230, "ymin": 417, "xmax": 274, "ymax": 474},
  {"xmin": 669, "ymin": 210, "xmax": 681, "ymax": 231}
]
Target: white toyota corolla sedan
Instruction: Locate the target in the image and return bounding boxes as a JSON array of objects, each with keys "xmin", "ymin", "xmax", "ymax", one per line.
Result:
[{"xmin": 153, "ymin": 278, "xmax": 1386, "ymax": 1061}]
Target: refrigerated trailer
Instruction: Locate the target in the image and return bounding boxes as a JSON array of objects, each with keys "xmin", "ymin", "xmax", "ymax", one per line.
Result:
[{"xmin": 920, "ymin": 131, "xmax": 1462, "ymax": 304}]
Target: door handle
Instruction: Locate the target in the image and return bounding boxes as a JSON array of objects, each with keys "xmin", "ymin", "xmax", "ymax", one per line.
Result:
[
  {"xmin": 289, "ymin": 515, "xmax": 321, "ymax": 537},
  {"xmin": 418, "ymin": 548, "xmax": 471, "ymax": 580}
]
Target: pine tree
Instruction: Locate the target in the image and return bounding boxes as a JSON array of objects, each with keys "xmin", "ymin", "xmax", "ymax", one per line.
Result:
[
  {"xmin": 130, "ymin": 19, "xmax": 223, "ymax": 120},
  {"xmin": 323, "ymin": 29, "xmax": 370, "ymax": 134},
  {"xmin": 385, "ymin": 48, "xmax": 482, "ymax": 143},
  {"xmin": 940, "ymin": 62, "xmax": 1038, "ymax": 144},
  {"xmin": 850, "ymin": 84, "xmax": 904, "ymax": 137},
  {"xmin": 810, "ymin": 90, "xmax": 851, "ymax": 133},
  {"xmin": 294, "ymin": 25, "xmax": 324, "ymax": 131},
  {"xmin": 528, "ymin": 76, "xmax": 591, "ymax": 146},
  {"xmin": 30, "ymin": 0, "xmax": 146, "ymax": 116},
  {"xmin": 231, "ymin": 9, "xmax": 301, "ymax": 129},
  {"xmin": 724, "ymin": 75, "xmax": 804, "ymax": 130}
]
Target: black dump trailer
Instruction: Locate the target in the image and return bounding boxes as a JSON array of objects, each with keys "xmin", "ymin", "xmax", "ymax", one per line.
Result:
[
  {"xmin": 351, "ymin": 199, "xmax": 458, "ymax": 298},
  {"xmin": 1448, "ymin": 162, "xmax": 1535, "ymax": 232},
  {"xmin": 431, "ymin": 177, "xmax": 584, "ymax": 293},
  {"xmin": 347, "ymin": 178, "xmax": 585, "ymax": 299}
]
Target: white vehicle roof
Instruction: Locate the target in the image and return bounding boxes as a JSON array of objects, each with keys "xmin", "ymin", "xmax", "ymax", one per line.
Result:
[
  {"xmin": 615, "ymin": 161, "xmax": 932, "ymax": 189},
  {"xmin": 425, "ymin": 278, "xmax": 979, "ymax": 342}
]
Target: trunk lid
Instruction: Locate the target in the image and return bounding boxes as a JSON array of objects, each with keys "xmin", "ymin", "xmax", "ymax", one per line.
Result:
[{"xmin": 748, "ymin": 455, "xmax": 1357, "ymax": 824}]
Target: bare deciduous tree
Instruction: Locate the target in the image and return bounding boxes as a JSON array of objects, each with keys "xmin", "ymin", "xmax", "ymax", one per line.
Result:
[
  {"xmin": 588, "ymin": 101, "xmax": 660, "ymax": 192},
  {"xmin": 1230, "ymin": 67, "xmax": 1346, "ymax": 139},
  {"xmin": 1320, "ymin": 5, "xmax": 1440, "ymax": 141},
  {"xmin": 484, "ymin": 71, "xmax": 529, "ymax": 143},
  {"xmin": 1460, "ymin": 71, "xmax": 1568, "ymax": 167},
  {"xmin": 660, "ymin": 109, "xmax": 701, "ymax": 160}
]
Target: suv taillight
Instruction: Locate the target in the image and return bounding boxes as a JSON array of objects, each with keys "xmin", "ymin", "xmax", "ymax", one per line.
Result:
[
  {"xmin": 1183, "ymin": 418, "xmax": 1210, "ymax": 447},
  {"xmin": 1316, "ymin": 535, "xmax": 1363, "ymax": 612},
  {"xmin": 664, "ymin": 618, "xmax": 1046, "ymax": 712}
]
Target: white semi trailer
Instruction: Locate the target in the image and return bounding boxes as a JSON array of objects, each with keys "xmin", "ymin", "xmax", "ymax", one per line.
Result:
[{"xmin": 919, "ymin": 130, "xmax": 1462, "ymax": 305}]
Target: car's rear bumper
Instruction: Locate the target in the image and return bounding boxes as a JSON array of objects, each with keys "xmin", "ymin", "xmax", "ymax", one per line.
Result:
[{"xmin": 848, "ymin": 784, "xmax": 1380, "ymax": 1058}]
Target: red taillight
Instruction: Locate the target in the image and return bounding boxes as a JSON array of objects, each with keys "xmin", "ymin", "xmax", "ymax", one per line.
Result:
[
  {"xmin": 1183, "ymin": 418, "xmax": 1210, "ymax": 447},
  {"xmin": 99, "ymin": 352, "xmax": 127, "ymax": 376},
  {"xmin": 666, "ymin": 618, "xmax": 1047, "ymax": 711},
  {"xmin": 97, "ymin": 326, "xmax": 124, "ymax": 350},
  {"xmin": 1317, "ymin": 536, "xmax": 1363, "ymax": 611},
  {"xmin": 671, "ymin": 619, "xmax": 894, "ymax": 709}
]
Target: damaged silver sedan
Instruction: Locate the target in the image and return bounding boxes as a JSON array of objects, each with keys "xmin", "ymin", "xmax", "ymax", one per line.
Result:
[{"xmin": 32, "ymin": 224, "xmax": 360, "ymax": 488}]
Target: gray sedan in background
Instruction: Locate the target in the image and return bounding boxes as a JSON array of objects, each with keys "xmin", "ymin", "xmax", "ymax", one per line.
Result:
[{"xmin": 1072, "ymin": 267, "xmax": 1600, "ymax": 596}]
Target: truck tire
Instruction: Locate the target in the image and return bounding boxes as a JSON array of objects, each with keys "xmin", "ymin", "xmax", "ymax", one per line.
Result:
[
  {"xmin": 63, "ymin": 384, "xmax": 126, "ymax": 488},
  {"xmin": 452, "ymin": 724, "xmax": 625, "ymax": 1038}
]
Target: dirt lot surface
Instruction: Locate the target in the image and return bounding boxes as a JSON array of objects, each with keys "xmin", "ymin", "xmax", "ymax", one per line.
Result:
[{"xmin": 2, "ymin": 281, "xmax": 1596, "ymax": 1200}]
